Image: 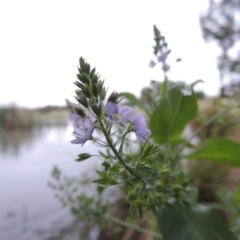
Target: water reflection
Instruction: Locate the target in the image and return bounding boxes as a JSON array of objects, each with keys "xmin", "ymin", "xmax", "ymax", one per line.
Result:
[
  {"xmin": 0, "ymin": 124, "xmax": 67, "ymax": 157},
  {"xmin": 0, "ymin": 123, "xmax": 99, "ymax": 240}
]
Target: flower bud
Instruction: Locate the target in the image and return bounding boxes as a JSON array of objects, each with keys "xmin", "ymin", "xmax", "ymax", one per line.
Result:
[
  {"xmin": 161, "ymin": 168, "xmax": 171, "ymax": 176},
  {"xmin": 76, "ymin": 153, "xmax": 92, "ymax": 162},
  {"xmin": 74, "ymin": 81, "xmax": 84, "ymax": 90},
  {"xmin": 77, "ymin": 73, "xmax": 90, "ymax": 85},
  {"xmin": 97, "ymin": 81, "xmax": 103, "ymax": 93},
  {"xmin": 92, "ymin": 83, "xmax": 99, "ymax": 97},
  {"xmin": 74, "ymin": 107, "xmax": 86, "ymax": 118},
  {"xmin": 91, "ymin": 74, "xmax": 98, "ymax": 84},
  {"xmin": 126, "ymin": 192, "xmax": 137, "ymax": 202},
  {"xmin": 155, "ymin": 182, "xmax": 164, "ymax": 192},
  {"xmin": 91, "ymin": 103, "xmax": 102, "ymax": 116},
  {"xmin": 82, "ymin": 86, "xmax": 91, "ymax": 98},
  {"xmin": 172, "ymin": 184, "xmax": 183, "ymax": 194},
  {"xmin": 156, "ymin": 193, "xmax": 165, "ymax": 205},
  {"xmin": 79, "ymin": 57, "xmax": 85, "ymax": 70},
  {"xmin": 76, "ymin": 95, "xmax": 88, "ymax": 108},
  {"xmin": 107, "ymin": 91, "xmax": 118, "ymax": 103},
  {"xmin": 79, "ymin": 57, "xmax": 90, "ymax": 74}
]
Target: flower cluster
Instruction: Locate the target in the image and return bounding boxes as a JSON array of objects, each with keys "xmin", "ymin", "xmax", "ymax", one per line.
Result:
[
  {"xmin": 71, "ymin": 101, "xmax": 151, "ymax": 145},
  {"xmin": 106, "ymin": 102, "xmax": 151, "ymax": 142},
  {"xmin": 69, "ymin": 57, "xmax": 151, "ymax": 146},
  {"xmin": 149, "ymin": 51, "xmax": 170, "ymax": 72},
  {"xmin": 149, "ymin": 25, "xmax": 171, "ymax": 72}
]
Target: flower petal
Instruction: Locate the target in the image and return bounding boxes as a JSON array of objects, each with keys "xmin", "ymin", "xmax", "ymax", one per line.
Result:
[
  {"xmin": 133, "ymin": 113, "xmax": 147, "ymax": 129},
  {"xmin": 157, "ymin": 53, "xmax": 167, "ymax": 62},
  {"xmin": 69, "ymin": 113, "xmax": 80, "ymax": 127},
  {"xmin": 84, "ymin": 118, "xmax": 94, "ymax": 130},
  {"xmin": 106, "ymin": 102, "xmax": 118, "ymax": 116},
  {"xmin": 135, "ymin": 128, "xmax": 151, "ymax": 142},
  {"xmin": 70, "ymin": 138, "xmax": 85, "ymax": 144},
  {"xmin": 133, "ymin": 113, "xmax": 151, "ymax": 142},
  {"xmin": 118, "ymin": 106, "xmax": 133, "ymax": 122}
]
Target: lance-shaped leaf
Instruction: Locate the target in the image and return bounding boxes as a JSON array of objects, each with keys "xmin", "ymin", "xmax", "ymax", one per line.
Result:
[
  {"xmin": 150, "ymin": 87, "xmax": 198, "ymax": 143},
  {"xmin": 187, "ymin": 138, "xmax": 240, "ymax": 167}
]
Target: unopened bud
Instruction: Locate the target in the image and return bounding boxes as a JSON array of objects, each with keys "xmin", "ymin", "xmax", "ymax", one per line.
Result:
[
  {"xmin": 126, "ymin": 192, "xmax": 137, "ymax": 202},
  {"xmin": 172, "ymin": 184, "xmax": 183, "ymax": 194},
  {"xmin": 92, "ymin": 83, "xmax": 99, "ymax": 97},
  {"xmin": 161, "ymin": 168, "xmax": 171, "ymax": 176},
  {"xmin": 91, "ymin": 74, "xmax": 98, "ymax": 84},
  {"xmin": 107, "ymin": 91, "xmax": 118, "ymax": 103},
  {"xmin": 91, "ymin": 103, "xmax": 102, "ymax": 116},
  {"xmin": 76, "ymin": 94, "xmax": 88, "ymax": 108},
  {"xmin": 156, "ymin": 193, "xmax": 165, "ymax": 205},
  {"xmin": 82, "ymin": 86, "xmax": 91, "ymax": 98},
  {"xmin": 74, "ymin": 107, "xmax": 86, "ymax": 118},
  {"xmin": 76, "ymin": 153, "xmax": 92, "ymax": 162},
  {"xmin": 78, "ymin": 73, "xmax": 90, "ymax": 85},
  {"xmin": 156, "ymin": 182, "xmax": 164, "ymax": 192}
]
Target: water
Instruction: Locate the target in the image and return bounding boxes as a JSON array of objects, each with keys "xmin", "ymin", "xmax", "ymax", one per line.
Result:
[{"xmin": 0, "ymin": 124, "xmax": 100, "ymax": 240}]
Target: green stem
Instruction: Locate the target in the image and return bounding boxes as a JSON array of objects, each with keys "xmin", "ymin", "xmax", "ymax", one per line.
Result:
[
  {"xmin": 104, "ymin": 214, "xmax": 163, "ymax": 239},
  {"xmin": 98, "ymin": 117, "xmax": 148, "ymax": 184},
  {"xmin": 161, "ymin": 75, "xmax": 168, "ymax": 98},
  {"xmin": 166, "ymin": 139, "xmax": 174, "ymax": 165}
]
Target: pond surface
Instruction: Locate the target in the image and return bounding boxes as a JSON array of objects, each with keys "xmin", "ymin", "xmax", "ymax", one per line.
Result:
[{"xmin": 0, "ymin": 124, "xmax": 100, "ymax": 240}]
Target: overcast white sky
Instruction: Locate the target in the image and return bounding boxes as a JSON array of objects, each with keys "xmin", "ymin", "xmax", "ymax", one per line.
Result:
[{"xmin": 0, "ymin": 0, "xmax": 221, "ymax": 108}]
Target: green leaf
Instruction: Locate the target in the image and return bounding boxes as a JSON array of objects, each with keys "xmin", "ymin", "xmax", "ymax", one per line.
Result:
[
  {"xmin": 156, "ymin": 200, "xmax": 237, "ymax": 240},
  {"xmin": 75, "ymin": 153, "xmax": 92, "ymax": 162},
  {"xmin": 187, "ymin": 138, "xmax": 240, "ymax": 167},
  {"xmin": 149, "ymin": 87, "xmax": 198, "ymax": 143},
  {"xmin": 190, "ymin": 79, "xmax": 204, "ymax": 89},
  {"xmin": 120, "ymin": 92, "xmax": 148, "ymax": 114},
  {"xmin": 92, "ymin": 178, "xmax": 117, "ymax": 186}
]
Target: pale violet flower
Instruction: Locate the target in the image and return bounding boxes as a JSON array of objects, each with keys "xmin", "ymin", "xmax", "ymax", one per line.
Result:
[
  {"xmin": 106, "ymin": 102, "xmax": 133, "ymax": 125},
  {"xmin": 71, "ymin": 118, "xmax": 94, "ymax": 145},
  {"xmin": 157, "ymin": 53, "xmax": 168, "ymax": 62},
  {"xmin": 162, "ymin": 62, "xmax": 170, "ymax": 72},
  {"xmin": 133, "ymin": 113, "xmax": 151, "ymax": 142},
  {"xmin": 149, "ymin": 60, "xmax": 156, "ymax": 68}
]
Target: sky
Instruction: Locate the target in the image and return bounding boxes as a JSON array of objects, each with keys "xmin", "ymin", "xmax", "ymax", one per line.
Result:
[{"xmin": 0, "ymin": 0, "xmax": 221, "ymax": 108}]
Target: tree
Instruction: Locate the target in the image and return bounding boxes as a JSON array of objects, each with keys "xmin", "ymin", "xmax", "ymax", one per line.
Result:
[{"xmin": 200, "ymin": 0, "xmax": 240, "ymax": 96}]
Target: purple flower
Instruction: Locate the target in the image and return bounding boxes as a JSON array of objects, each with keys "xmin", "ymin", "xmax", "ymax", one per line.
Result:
[
  {"xmin": 133, "ymin": 113, "xmax": 151, "ymax": 142},
  {"xmin": 157, "ymin": 53, "xmax": 168, "ymax": 62},
  {"xmin": 149, "ymin": 60, "xmax": 156, "ymax": 68},
  {"xmin": 106, "ymin": 102, "xmax": 133, "ymax": 125},
  {"xmin": 162, "ymin": 62, "xmax": 170, "ymax": 72},
  {"xmin": 71, "ymin": 118, "xmax": 94, "ymax": 145}
]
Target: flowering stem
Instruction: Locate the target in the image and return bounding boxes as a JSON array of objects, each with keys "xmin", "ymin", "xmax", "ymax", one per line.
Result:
[
  {"xmin": 97, "ymin": 117, "xmax": 149, "ymax": 184},
  {"xmin": 166, "ymin": 140, "xmax": 174, "ymax": 165},
  {"xmin": 162, "ymin": 75, "xmax": 168, "ymax": 98}
]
